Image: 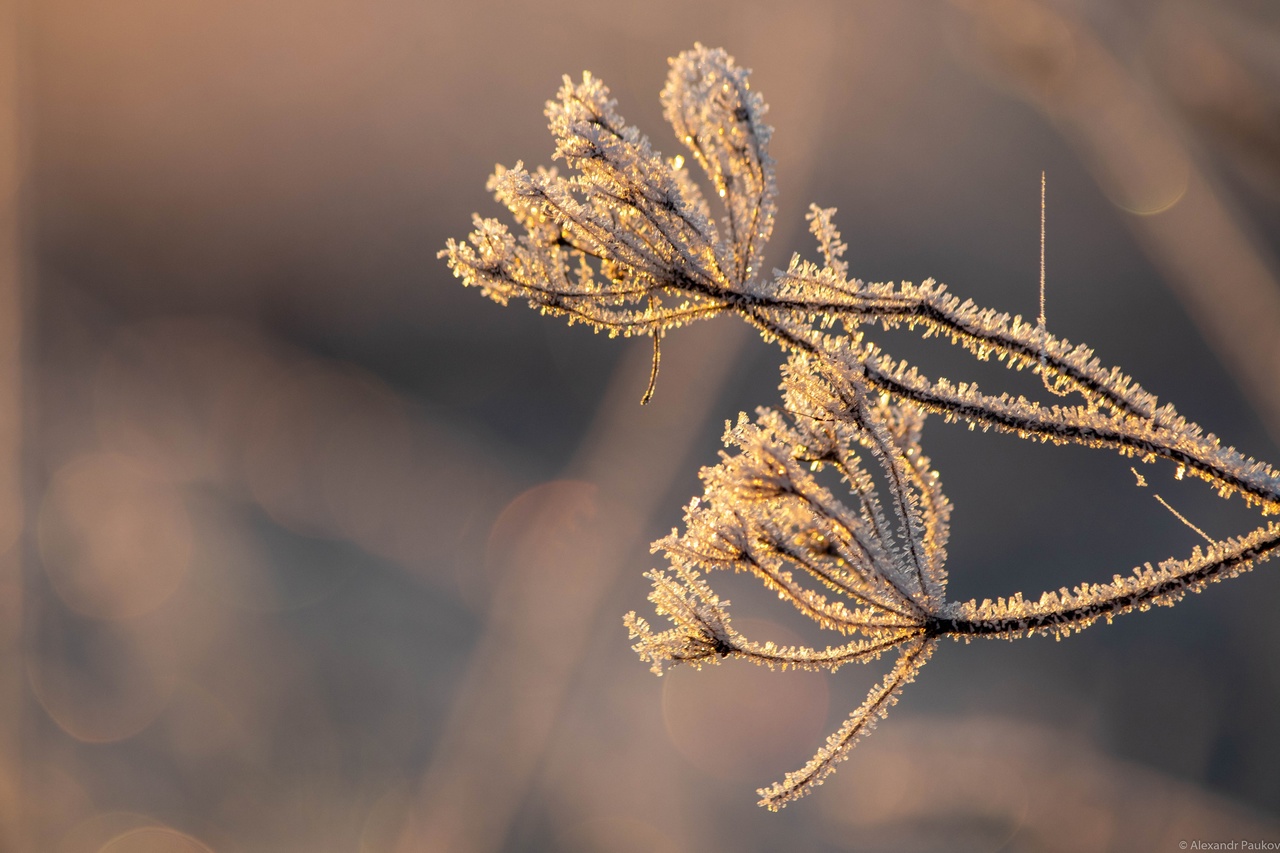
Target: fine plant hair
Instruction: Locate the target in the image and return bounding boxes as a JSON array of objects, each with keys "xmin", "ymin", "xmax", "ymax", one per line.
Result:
[{"xmin": 442, "ymin": 45, "xmax": 1280, "ymax": 809}]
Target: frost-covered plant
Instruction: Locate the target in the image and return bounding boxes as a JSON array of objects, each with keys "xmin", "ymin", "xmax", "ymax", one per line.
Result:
[{"xmin": 442, "ymin": 45, "xmax": 1280, "ymax": 809}]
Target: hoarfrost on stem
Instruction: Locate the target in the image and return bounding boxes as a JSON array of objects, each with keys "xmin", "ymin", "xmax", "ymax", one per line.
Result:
[{"xmin": 443, "ymin": 44, "xmax": 1280, "ymax": 809}]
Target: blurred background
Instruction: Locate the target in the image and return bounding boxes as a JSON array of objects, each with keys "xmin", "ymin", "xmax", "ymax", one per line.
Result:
[{"xmin": 2, "ymin": 0, "xmax": 1279, "ymax": 850}]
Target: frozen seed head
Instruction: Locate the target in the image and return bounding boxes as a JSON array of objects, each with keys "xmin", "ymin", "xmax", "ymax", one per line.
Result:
[{"xmin": 445, "ymin": 43, "xmax": 1280, "ymax": 810}]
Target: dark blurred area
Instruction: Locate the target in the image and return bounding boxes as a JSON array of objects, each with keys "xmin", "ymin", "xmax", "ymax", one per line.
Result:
[{"xmin": 2, "ymin": 0, "xmax": 1279, "ymax": 850}]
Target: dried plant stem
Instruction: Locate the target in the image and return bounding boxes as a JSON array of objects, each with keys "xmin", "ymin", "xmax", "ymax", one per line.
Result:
[
  {"xmin": 740, "ymin": 301, "xmax": 1280, "ymax": 511},
  {"xmin": 929, "ymin": 523, "xmax": 1280, "ymax": 639},
  {"xmin": 444, "ymin": 43, "xmax": 1280, "ymax": 810}
]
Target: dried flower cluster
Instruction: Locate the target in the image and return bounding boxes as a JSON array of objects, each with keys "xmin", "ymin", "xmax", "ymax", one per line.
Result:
[{"xmin": 443, "ymin": 44, "xmax": 1280, "ymax": 808}]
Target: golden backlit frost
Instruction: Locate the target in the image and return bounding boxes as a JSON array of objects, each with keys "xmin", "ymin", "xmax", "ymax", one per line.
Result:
[
  {"xmin": 443, "ymin": 44, "xmax": 779, "ymax": 393},
  {"xmin": 448, "ymin": 43, "xmax": 1280, "ymax": 809}
]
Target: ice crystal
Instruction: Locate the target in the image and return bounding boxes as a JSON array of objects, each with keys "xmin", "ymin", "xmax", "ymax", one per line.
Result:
[{"xmin": 443, "ymin": 44, "xmax": 1280, "ymax": 809}]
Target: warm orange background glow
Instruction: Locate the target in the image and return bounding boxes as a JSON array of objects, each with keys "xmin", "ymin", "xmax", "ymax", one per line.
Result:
[{"xmin": 2, "ymin": 1, "xmax": 1278, "ymax": 850}]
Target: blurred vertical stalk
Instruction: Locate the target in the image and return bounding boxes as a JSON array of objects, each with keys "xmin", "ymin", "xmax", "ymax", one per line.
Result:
[
  {"xmin": 393, "ymin": 319, "xmax": 752, "ymax": 853},
  {"xmin": 0, "ymin": 0, "xmax": 23, "ymax": 846}
]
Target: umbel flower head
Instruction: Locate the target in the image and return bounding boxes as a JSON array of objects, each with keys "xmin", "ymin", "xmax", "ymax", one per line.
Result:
[
  {"xmin": 444, "ymin": 44, "xmax": 775, "ymax": 343},
  {"xmin": 444, "ymin": 45, "xmax": 1280, "ymax": 809}
]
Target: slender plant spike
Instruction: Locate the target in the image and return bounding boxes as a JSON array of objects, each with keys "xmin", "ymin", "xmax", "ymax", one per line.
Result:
[
  {"xmin": 442, "ymin": 44, "xmax": 1280, "ymax": 809},
  {"xmin": 1039, "ymin": 170, "xmax": 1047, "ymax": 331}
]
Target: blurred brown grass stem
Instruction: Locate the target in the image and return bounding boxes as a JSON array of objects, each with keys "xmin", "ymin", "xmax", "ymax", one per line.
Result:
[
  {"xmin": 393, "ymin": 319, "xmax": 751, "ymax": 853},
  {"xmin": 0, "ymin": 0, "xmax": 24, "ymax": 846}
]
